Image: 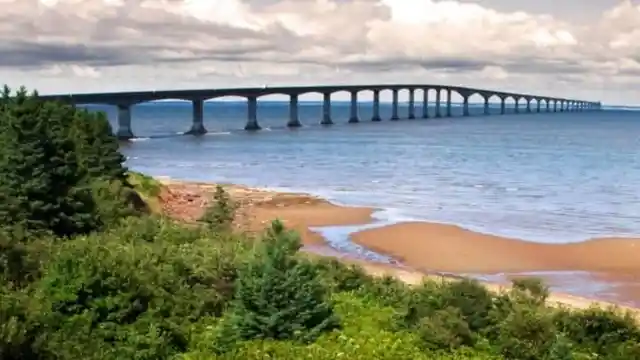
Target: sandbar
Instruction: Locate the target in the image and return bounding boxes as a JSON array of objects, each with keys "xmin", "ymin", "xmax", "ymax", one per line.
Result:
[{"xmin": 351, "ymin": 221, "xmax": 640, "ymax": 274}]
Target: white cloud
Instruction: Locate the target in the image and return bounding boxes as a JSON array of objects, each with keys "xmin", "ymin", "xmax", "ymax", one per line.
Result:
[{"xmin": 0, "ymin": 0, "xmax": 638, "ymax": 104}]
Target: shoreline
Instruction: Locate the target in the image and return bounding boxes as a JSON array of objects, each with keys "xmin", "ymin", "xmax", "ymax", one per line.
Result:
[
  {"xmin": 151, "ymin": 174, "xmax": 640, "ymax": 245},
  {"xmin": 155, "ymin": 176, "xmax": 640, "ymax": 311}
]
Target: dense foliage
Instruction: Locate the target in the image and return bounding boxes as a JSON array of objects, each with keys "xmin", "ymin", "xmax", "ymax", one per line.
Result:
[{"xmin": 1, "ymin": 87, "xmax": 640, "ymax": 359}]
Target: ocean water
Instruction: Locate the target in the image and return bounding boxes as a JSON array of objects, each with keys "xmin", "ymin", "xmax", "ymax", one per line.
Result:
[{"xmin": 89, "ymin": 100, "xmax": 640, "ymax": 244}]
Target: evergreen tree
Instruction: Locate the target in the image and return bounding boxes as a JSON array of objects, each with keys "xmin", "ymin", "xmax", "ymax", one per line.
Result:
[
  {"xmin": 222, "ymin": 220, "xmax": 339, "ymax": 347},
  {"xmin": 70, "ymin": 109, "xmax": 127, "ymax": 182},
  {"xmin": 0, "ymin": 87, "xmax": 96, "ymax": 237}
]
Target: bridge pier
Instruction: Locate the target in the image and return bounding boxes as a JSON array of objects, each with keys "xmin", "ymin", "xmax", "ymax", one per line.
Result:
[
  {"xmin": 116, "ymin": 104, "xmax": 134, "ymax": 140},
  {"xmin": 500, "ymin": 98, "xmax": 506, "ymax": 115},
  {"xmin": 515, "ymin": 100, "xmax": 520, "ymax": 114},
  {"xmin": 321, "ymin": 93, "xmax": 333, "ymax": 125},
  {"xmin": 435, "ymin": 89, "xmax": 442, "ymax": 118},
  {"xmin": 483, "ymin": 97, "xmax": 490, "ymax": 115},
  {"xmin": 245, "ymin": 96, "xmax": 261, "ymax": 130},
  {"xmin": 446, "ymin": 89, "xmax": 452, "ymax": 117},
  {"xmin": 463, "ymin": 96, "xmax": 470, "ymax": 117},
  {"xmin": 546, "ymin": 101, "xmax": 550, "ymax": 112},
  {"xmin": 408, "ymin": 89, "xmax": 415, "ymax": 119},
  {"xmin": 372, "ymin": 90, "xmax": 381, "ymax": 121},
  {"xmin": 422, "ymin": 89, "xmax": 429, "ymax": 118},
  {"xmin": 536, "ymin": 100, "xmax": 541, "ymax": 113},
  {"xmin": 391, "ymin": 89, "xmax": 399, "ymax": 120},
  {"xmin": 187, "ymin": 99, "xmax": 207, "ymax": 135},
  {"xmin": 287, "ymin": 94, "xmax": 301, "ymax": 127},
  {"xmin": 526, "ymin": 99, "xmax": 531, "ymax": 113},
  {"xmin": 349, "ymin": 91, "xmax": 359, "ymax": 123}
]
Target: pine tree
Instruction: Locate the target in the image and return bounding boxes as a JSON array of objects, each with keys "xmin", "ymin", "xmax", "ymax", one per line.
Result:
[
  {"xmin": 70, "ymin": 109, "xmax": 127, "ymax": 182},
  {"xmin": 223, "ymin": 220, "xmax": 339, "ymax": 345},
  {"xmin": 0, "ymin": 87, "xmax": 96, "ymax": 236}
]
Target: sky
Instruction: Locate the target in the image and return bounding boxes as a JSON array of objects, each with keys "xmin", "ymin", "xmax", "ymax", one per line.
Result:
[{"xmin": 1, "ymin": 0, "xmax": 639, "ymax": 105}]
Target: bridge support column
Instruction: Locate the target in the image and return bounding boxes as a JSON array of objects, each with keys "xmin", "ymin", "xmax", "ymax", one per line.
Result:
[
  {"xmin": 500, "ymin": 98, "xmax": 506, "ymax": 115},
  {"xmin": 372, "ymin": 90, "xmax": 381, "ymax": 121},
  {"xmin": 446, "ymin": 89, "xmax": 452, "ymax": 117},
  {"xmin": 391, "ymin": 89, "xmax": 399, "ymax": 120},
  {"xmin": 116, "ymin": 104, "xmax": 134, "ymax": 140},
  {"xmin": 321, "ymin": 93, "xmax": 333, "ymax": 125},
  {"xmin": 462, "ymin": 96, "xmax": 470, "ymax": 116},
  {"xmin": 515, "ymin": 101, "xmax": 520, "ymax": 114},
  {"xmin": 435, "ymin": 89, "xmax": 442, "ymax": 118},
  {"xmin": 422, "ymin": 89, "xmax": 429, "ymax": 118},
  {"xmin": 187, "ymin": 99, "xmax": 207, "ymax": 135},
  {"xmin": 349, "ymin": 91, "xmax": 359, "ymax": 123},
  {"xmin": 536, "ymin": 100, "xmax": 541, "ymax": 113},
  {"xmin": 287, "ymin": 94, "xmax": 301, "ymax": 127},
  {"xmin": 546, "ymin": 101, "xmax": 550, "ymax": 112},
  {"xmin": 483, "ymin": 97, "xmax": 490, "ymax": 115},
  {"xmin": 245, "ymin": 96, "xmax": 261, "ymax": 130},
  {"xmin": 408, "ymin": 89, "xmax": 415, "ymax": 119},
  {"xmin": 526, "ymin": 99, "xmax": 531, "ymax": 113}
]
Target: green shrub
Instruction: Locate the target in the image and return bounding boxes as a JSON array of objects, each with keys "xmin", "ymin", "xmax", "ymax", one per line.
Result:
[
  {"xmin": 417, "ymin": 306, "xmax": 474, "ymax": 351},
  {"xmin": 495, "ymin": 303, "xmax": 559, "ymax": 360},
  {"xmin": 314, "ymin": 258, "xmax": 373, "ymax": 293},
  {"xmin": 217, "ymin": 221, "xmax": 339, "ymax": 351},
  {"xmin": 0, "ymin": 287, "xmax": 39, "ymax": 360},
  {"xmin": 200, "ymin": 185, "xmax": 237, "ymax": 232},
  {"xmin": 554, "ymin": 306, "xmax": 640, "ymax": 356},
  {"xmin": 23, "ymin": 217, "xmax": 248, "ymax": 359},
  {"xmin": 511, "ymin": 277, "xmax": 550, "ymax": 305}
]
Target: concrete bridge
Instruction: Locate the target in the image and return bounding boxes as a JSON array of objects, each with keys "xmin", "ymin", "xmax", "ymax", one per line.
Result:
[{"xmin": 39, "ymin": 84, "xmax": 602, "ymax": 140}]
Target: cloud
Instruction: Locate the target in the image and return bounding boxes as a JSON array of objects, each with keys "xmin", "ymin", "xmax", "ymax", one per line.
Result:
[{"xmin": 0, "ymin": 0, "xmax": 638, "ymax": 104}]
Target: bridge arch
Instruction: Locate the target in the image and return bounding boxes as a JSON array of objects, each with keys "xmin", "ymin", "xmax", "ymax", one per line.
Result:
[
  {"xmin": 376, "ymin": 88, "xmax": 396, "ymax": 120},
  {"xmin": 208, "ymin": 95, "xmax": 249, "ymax": 130},
  {"xmin": 516, "ymin": 96, "xmax": 528, "ymax": 113},
  {"xmin": 486, "ymin": 93, "xmax": 502, "ymax": 115},
  {"xmin": 446, "ymin": 89, "xmax": 464, "ymax": 117},
  {"xmin": 396, "ymin": 88, "xmax": 413, "ymax": 119},
  {"xmin": 413, "ymin": 88, "xmax": 428, "ymax": 118},
  {"xmin": 297, "ymin": 90, "xmax": 330, "ymax": 125},
  {"xmin": 255, "ymin": 93, "xmax": 290, "ymax": 128},
  {"xmin": 467, "ymin": 92, "xmax": 486, "ymax": 116},
  {"xmin": 503, "ymin": 95, "xmax": 517, "ymax": 113},
  {"xmin": 425, "ymin": 88, "xmax": 441, "ymax": 117},
  {"xmin": 355, "ymin": 89, "xmax": 376, "ymax": 121}
]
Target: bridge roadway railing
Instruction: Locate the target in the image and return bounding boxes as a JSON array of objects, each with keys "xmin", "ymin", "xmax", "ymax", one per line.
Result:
[{"xmin": 37, "ymin": 85, "xmax": 602, "ymax": 140}]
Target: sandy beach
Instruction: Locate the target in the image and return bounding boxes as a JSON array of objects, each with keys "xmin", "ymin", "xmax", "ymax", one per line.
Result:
[{"xmin": 156, "ymin": 177, "xmax": 640, "ymax": 311}]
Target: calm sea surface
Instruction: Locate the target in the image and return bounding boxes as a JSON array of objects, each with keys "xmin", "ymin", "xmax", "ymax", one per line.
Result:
[
  {"xmin": 84, "ymin": 100, "xmax": 640, "ymax": 305},
  {"xmin": 90, "ymin": 100, "xmax": 640, "ymax": 244}
]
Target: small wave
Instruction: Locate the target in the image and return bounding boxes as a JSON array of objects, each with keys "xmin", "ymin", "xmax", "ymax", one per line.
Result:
[
  {"xmin": 206, "ymin": 131, "xmax": 232, "ymax": 136},
  {"xmin": 130, "ymin": 137, "xmax": 150, "ymax": 142}
]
